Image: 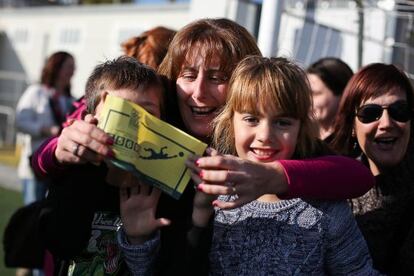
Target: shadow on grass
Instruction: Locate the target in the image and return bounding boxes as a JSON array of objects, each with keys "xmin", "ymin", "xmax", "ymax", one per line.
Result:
[{"xmin": 0, "ymin": 186, "xmax": 23, "ymax": 276}]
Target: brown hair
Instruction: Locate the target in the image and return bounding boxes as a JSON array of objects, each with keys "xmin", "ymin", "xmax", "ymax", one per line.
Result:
[
  {"xmin": 121, "ymin": 26, "xmax": 176, "ymax": 70},
  {"xmin": 84, "ymin": 56, "xmax": 163, "ymax": 116},
  {"xmin": 330, "ymin": 63, "xmax": 414, "ymax": 156},
  {"xmin": 213, "ymin": 56, "xmax": 319, "ymax": 158},
  {"xmin": 158, "ymin": 18, "xmax": 261, "ymax": 82},
  {"xmin": 40, "ymin": 51, "xmax": 74, "ymax": 96}
]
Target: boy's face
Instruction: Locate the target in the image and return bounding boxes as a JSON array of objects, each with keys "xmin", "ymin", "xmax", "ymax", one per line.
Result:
[{"xmin": 95, "ymin": 87, "xmax": 162, "ymax": 118}]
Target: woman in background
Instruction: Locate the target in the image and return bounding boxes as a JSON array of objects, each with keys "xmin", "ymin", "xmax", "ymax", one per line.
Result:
[
  {"xmin": 307, "ymin": 57, "xmax": 353, "ymax": 142},
  {"xmin": 15, "ymin": 51, "xmax": 75, "ymax": 276},
  {"xmin": 16, "ymin": 51, "xmax": 75, "ymax": 205}
]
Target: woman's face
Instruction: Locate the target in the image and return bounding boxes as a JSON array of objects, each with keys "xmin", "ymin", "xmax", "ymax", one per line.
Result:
[
  {"xmin": 354, "ymin": 89, "xmax": 411, "ymax": 175},
  {"xmin": 58, "ymin": 57, "xmax": 76, "ymax": 87},
  {"xmin": 307, "ymin": 74, "xmax": 340, "ymax": 136},
  {"xmin": 176, "ymin": 55, "xmax": 228, "ymax": 140}
]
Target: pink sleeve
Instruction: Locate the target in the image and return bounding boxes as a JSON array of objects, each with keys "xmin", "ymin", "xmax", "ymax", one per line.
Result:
[
  {"xmin": 31, "ymin": 99, "xmax": 87, "ymax": 178},
  {"xmin": 31, "ymin": 136, "xmax": 64, "ymax": 178},
  {"xmin": 62, "ymin": 98, "xmax": 87, "ymax": 127},
  {"xmin": 279, "ymin": 155, "xmax": 374, "ymax": 200}
]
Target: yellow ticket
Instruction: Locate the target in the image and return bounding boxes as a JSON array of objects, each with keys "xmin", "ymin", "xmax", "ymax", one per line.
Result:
[{"xmin": 98, "ymin": 94, "xmax": 207, "ymax": 199}]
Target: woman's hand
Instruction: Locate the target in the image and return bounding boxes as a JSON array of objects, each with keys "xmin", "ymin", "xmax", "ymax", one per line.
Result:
[
  {"xmin": 55, "ymin": 114, "xmax": 114, "ymax": 165},
  {"xmin": 120, "ymin": 181, "xmax": 170, "ymax": 245},
  {"xmin": 188, "ymin": 149, "xmax": 288, "ymax": 209}
]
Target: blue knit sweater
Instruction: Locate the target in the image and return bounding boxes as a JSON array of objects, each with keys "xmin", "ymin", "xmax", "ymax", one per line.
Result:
[
  {"xmin": 209, "ymin": 197, "xmax": 378, "ymax": 275},
  {"xmin": 118, "ymin": 198, "xmax": 379, "ymax": 275}
]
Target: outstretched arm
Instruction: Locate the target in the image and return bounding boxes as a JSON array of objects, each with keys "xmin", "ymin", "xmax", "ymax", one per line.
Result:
[{"xmin": 187, "ymin": 150, "xmax": 374, "ymax": 209}]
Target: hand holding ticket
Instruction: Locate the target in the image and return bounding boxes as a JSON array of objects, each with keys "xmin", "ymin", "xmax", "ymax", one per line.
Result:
[{"xmin": 98, "ymin": 94, "xmax": 207, "ymax": 199}]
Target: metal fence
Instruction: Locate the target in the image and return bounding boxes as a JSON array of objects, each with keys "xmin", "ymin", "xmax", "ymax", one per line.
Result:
[
  {"xmin": 279, "ymin": 0, "xmax": 414, "ymax": 79},
  {"xmin": 0, "ymin": 70, "xmax": 27, "ymax": 147}
]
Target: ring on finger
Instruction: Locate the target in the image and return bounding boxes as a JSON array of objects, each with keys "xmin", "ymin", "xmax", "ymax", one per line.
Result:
[
  {"xmin": 72, "ymin": 143, "xmax": 81, "ymax": 156},
  {"xmin": 232, "ymin": 186, "xmax": 237, "ymax": 194}
]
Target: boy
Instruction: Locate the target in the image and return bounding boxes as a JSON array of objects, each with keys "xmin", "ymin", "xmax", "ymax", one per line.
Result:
[{"xmin": 40, "ymin": 56, "xmax": 164, "ymax": 275}]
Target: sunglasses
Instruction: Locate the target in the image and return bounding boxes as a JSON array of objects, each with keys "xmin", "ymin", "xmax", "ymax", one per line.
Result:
[{"xmin": 356, "ymin": 101, "xmax": 412, "ymax": 124}]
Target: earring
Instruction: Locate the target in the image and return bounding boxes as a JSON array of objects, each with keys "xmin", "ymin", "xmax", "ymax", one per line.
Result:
[
  {"xmin": 353, "ymin": 140, "xmax": 359, "ymax": 152},
  {"xmin": 351, "ymin": 128, "xmax": 361, "ymax": 157}
]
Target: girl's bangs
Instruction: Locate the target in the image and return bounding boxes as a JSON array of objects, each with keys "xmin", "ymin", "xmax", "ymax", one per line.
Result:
[{"xmin": 231, "ymin": 69, "xmax": 305, "ymax": 119}]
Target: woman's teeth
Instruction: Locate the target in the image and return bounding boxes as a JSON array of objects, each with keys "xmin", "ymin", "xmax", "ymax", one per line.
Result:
[
  {"xmin": 374, "ymin": 137, "xmax": 396, "ymax": 145},
  {"xmin": 191, "ymin": 106, "xmax": 216, "ymax": 115}
]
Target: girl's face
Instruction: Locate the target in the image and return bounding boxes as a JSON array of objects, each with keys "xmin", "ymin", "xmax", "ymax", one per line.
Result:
[
  {"xmin": 233, "ymin": 106, "xmax": 300, "ymax": 163},
  {"xmin": 354, "ymin": 89, "xmax": 411, "ymax": 175},
  {"xmin": 176, "ymin": 55, "xmax": 228, "ymax": 140},
  {"xmin": 95, "ymin": 86, "xmax": 162, "ymax": 119}
]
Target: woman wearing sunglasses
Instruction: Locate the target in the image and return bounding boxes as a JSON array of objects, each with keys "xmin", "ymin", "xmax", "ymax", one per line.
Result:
[{"xmin": 331, "ymin": 63, "xmax": 414, "ymax": 275}]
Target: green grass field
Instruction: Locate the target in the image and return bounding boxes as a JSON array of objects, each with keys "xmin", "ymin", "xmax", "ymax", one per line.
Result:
[{"xmin": 0, "ymin": 186, "xmax": 23, "ymax": 275}]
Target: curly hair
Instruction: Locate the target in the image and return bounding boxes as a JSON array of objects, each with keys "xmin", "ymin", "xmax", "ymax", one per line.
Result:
[{"xmin": 121, "ymin": 26, "xmax": 176, "ymax": 70}]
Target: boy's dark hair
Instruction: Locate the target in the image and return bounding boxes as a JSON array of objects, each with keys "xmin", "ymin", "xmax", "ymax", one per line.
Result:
[{"xmin": 84, "ymin": 56, "xmax": 163, "ymax": 114}]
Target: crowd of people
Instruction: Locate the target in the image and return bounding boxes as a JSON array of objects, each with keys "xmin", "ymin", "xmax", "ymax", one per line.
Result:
[{"xmin": 9, "ymin": 17, "xmax": 414, "ymax": 276}]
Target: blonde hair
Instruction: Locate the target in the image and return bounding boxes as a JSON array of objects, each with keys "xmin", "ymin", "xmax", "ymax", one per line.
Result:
[{"xmin": 213, "ymin": 56, "xmax": 319, "ymax": 158}]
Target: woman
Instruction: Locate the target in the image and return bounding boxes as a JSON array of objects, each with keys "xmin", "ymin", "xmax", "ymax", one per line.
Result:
[
  {"xmin": 15, "ymin": 50, "xmax": 75, "ymax": 276},
  {"xmin": 307, "ymin": 57, "xmax": 353, "ymax": 142},
  {"xmin": 16, "ymin": 51, "xmax": 75, "ymax": 204},
  {"xmin": 331, "ymin": 63, "xmax": 414, "ymax": 275}
]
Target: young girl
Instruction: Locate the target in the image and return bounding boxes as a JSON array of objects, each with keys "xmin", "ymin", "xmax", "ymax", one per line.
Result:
[
  {"xmin": 192, "ymin": 56, "xmax": 376, "ymax": 275},
  {"xmin": 119, "ymin": 56, "xmax": 378, "ymax": 275}
]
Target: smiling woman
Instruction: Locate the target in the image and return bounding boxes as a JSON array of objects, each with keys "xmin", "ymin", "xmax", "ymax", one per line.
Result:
[
  {"xmin": 331, "ymin": 63, "xmax": 414, "ymax": 274},
  {"xmin": 158, "ymin": 18, "xmax": 261, "ymax": 141}
]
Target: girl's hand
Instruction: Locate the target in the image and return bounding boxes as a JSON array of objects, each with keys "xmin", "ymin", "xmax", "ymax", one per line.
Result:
[
  {"xmin": 190, "ymin": 149, "xmax": 288, "ymax": 209},
  {"xmin": 55, "ymin": 114, "xmax": 114, "ymax": 165},
  {"xmin": 120, "ymin": 181, "xmax": 170, "ymax": 245}
]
